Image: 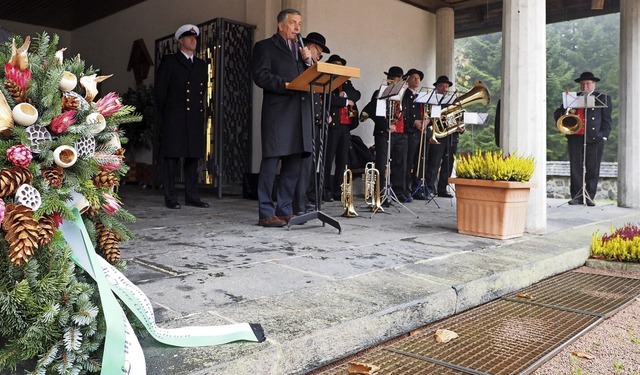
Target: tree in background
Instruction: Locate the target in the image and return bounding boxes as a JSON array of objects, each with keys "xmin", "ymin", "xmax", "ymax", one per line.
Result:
[{"xmin": 455, "ymin": 13, "xmax": 619, "ymax": 162}]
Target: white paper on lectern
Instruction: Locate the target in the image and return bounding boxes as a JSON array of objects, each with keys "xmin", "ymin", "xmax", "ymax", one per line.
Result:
[
  {"xmin": 563, "ymin": 92, "xmax": 595, "ymax": 108},
  {"xmin": 430, "ymin": 105, "xmax": 442, "ymax": 118},
  {"xmin": 463, "ymin": 112, "xmax": 488, "ymax": 125}
]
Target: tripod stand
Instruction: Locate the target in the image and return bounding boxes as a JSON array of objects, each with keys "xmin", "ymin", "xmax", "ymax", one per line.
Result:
[
  {"xmin": 372, "ymin": 107, "xmax": 418, "ymax": 218},
  {"xmin": 410, "ymin": 118, "xmax": 439, "ymax": 208}
]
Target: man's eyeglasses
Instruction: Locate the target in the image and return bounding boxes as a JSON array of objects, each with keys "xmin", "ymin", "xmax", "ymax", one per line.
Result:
[{"xmin": 310, "ymin": 44, "xmax": 322, "ymax": 61}]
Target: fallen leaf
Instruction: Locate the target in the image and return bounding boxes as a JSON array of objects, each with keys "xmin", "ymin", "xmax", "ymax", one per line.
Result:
[
  {"xmin": 516, "ymin": 292, "xmax": 534, "ymax": 299},
  {"xmin": 434, "ymin": 328, "xmax": 459, "ymax": 343},
  {"xmin": 571, "ymin": 350, "xmax": 595, "ymax": 360},
  {"xmin": 347, "ymin": 361, "xmax": 381, "ymax": 374}
]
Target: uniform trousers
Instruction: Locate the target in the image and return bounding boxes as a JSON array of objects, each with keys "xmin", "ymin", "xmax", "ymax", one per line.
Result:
[
  {"xmin": 324, "ymin": 123, "xmax": 352, "ymax": 198},
  {"xmin": 163, "ymin": 157, "xmax": 200, "ymax": 203},
  {"xmin": 567, "ymin": 135, "xmax": 604, "ymax": 201}
]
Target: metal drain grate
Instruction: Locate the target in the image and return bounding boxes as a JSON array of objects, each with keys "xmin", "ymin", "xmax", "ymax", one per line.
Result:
[
  {"xmin": 313, "ymin": 271, "xmax": 640, "ymax": 375},
  {"xmin": 319, "ymin": 347, "xmax": 467, "ymax": 375},
  {"xmin": 502, "ymin": 272, "xmax": 640, "ymax": 317}
]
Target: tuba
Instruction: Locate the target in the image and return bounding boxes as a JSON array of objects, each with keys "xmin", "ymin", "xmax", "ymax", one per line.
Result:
[
  {"xmin": 431, "ymin": 81, "xmax": 490, "ymax": 143},
  {"xmin": 363, "ymin": 162, "xmax": 383, "ymax": 212},
  {"xmin": 341, "ymin": 167, "xmax": 358, "ymax": 217},
  {"xmin": 556, "ymin": 108, "xmax": 583, "ymax": 135}
]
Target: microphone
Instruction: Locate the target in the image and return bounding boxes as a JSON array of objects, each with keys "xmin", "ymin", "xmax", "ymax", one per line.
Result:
[{"xmin": 296, "ymin": 33, "xmax": 305, "ymax": 48}]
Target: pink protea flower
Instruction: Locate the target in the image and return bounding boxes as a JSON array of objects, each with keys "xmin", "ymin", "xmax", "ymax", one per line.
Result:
[
  {"xmin": 94, "ymin": 92, "xmax": 124, "ymax": 117},
  {"xmin": 0, "ymin": 198, "xmax": 5, "ymax": 224},
  {"xmin": 94, "ymin": 152, "xmax": 122, "ymax": 171},
  {"xmin": 102, "ymin": 193, "xmax": 121, "ymax": 215},
  {"xmin": 4, "ymin": 63, "xmax": 32, "ymax": 91},
  {"xmin": 6, "ymin": 144, "xmax": 33, "ymax": 167},
  {"xmin": 50, "ymin": 110, "xmax": 76, "ymax": 134},
  {"xmin": 52, "ymin": 211, "xmax": 63, "ymax": 228}
]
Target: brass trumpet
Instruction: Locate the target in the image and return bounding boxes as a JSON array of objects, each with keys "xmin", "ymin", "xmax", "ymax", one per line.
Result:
[
  {"xmin": 363, "ymin": 162, "xmax": 383, "ymax": 212},
  {"xmin": 341, "ymin": 167, "xmax": 358, "ymax": 217},
  {"xmin": 556, "ymin": 108, "xmax": 583, "ymax": 135}
]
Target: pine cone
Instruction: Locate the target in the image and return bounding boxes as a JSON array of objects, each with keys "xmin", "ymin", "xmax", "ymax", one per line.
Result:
[
  {"xmin": 3, "ymin": 204, "xmax": 39, "ymax": 266},
  {"xmin": 37, "ymin": 214, "xmax": 57, "ymax": 246},
  {"xmin": 95, "ymin": 222, "xmax": 121, "ymax": 264},
  {"xmin": 84, "ymin": 206, "xmax": 99, "ymax": 218},
  {"xmin": 0, "ymin": 166, "xmax": 34, "ymax": 197},
  {"xmin": 41, "ymin": 166, "xmax": 64, "ymax": 188},
  {"xmin": 4, "ymin": 79, "xmax": 29, "ymax": 104},
  {"xmin": 61, "ymin": 93, "xmax": 79, "ymax": 111},
  {"xmin": 93, "ymin": 170, "xmax": 118, "ymax": 189}
]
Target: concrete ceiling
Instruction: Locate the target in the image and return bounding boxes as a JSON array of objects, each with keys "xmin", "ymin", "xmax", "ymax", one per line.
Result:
[{"xmin": 400, "ymin": 0, "xmax": 620, "ymax": 38}]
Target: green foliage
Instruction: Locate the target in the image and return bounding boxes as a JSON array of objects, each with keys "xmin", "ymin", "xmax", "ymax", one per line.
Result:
[
  {"xmin": 121, "ymin": 84, "xmax": 155, "ymax": 153},
  {"xmin": 591, "ymin": 223, "xmax": 640, "ymax": 262},
  {"xmin": 455, "ymin": 150, "xmax": 535, "ymax": 182},
  {"xmin": 456, "ymin": 13, "xmax": 619, "ymax": 162}
]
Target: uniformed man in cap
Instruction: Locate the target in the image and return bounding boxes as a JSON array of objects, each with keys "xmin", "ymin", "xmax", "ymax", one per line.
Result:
[
  {"xmin": 402, "ymin": 68, "xmax": 425, "ymax": 200},
  {"xmin": 155, "ymin": 24, "xmax": 209, "ymax": 209}
]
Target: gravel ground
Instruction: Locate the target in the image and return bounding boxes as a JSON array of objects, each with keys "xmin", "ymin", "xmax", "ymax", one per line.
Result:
[{"xmin": 533, "ymin": 267, "xmax": 640, "ymax": 375}]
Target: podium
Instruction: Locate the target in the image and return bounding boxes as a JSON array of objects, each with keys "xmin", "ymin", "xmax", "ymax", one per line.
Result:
[{"xmin": 286, "ymin": 62, "xmax": 360, "ymax": 232}]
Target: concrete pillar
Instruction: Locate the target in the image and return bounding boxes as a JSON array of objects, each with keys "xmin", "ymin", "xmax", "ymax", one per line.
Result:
[
  {"xmin": 500, "ymin": 0, "xmax": 546, "ymax": 232},
  {"xmin": 435, "ymin": 7, "xmax": 455, "ymax": 79},
  {"xmin": 618, "ymin": 0, "xmax": 640, "ymax": 208}
]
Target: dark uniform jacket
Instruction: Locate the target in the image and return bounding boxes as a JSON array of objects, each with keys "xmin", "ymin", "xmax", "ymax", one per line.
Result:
[
  {"xmin": 553, "ymin": 91, "xmax": 612, "ymax": 143},
  {"xmin": 155, "ymin": 52, "xmax": 207, "ymax": 158},
  {"xmin": 252, "ymin": 34, "xmax": 313, "ymax": 158},
  {"xmin": 402, "ymin": 88, "xmax": 422, "ymax": 135}
]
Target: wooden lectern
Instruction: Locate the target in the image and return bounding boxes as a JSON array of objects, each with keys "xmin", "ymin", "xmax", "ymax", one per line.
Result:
[{"xmin": 285, "ymin": 62, "xmax": 360, "ymax": 232}]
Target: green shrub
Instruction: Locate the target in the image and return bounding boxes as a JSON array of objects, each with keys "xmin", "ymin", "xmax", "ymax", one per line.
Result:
[
  {"xmin": 591, "ymin": 223, "xmax": 640, "ymax": 262},
  {"xmin": 454, "ymin": 150, "xmax": 535, "ymax": 182}
]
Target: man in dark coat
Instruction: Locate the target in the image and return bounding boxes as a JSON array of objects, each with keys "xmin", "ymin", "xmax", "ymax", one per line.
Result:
[
  {"xmin": 155, "ymin": 24, "xmax": 209, "ymax": 209},
  {"xmin": 402, "ymin": 68, "xmax": 425, "ymax": 200},
  {"xmin": 252, "ymin": 9, "xmax": 314, "ymax": 227},
  {"xmin": 554, "ymin": 71, "xmax": 612, "ymax": 206}
]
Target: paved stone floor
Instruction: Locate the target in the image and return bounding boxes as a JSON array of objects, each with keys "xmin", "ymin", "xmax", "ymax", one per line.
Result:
[{"xmin": 116, "ymin": 184, "xmax": 640, "ymax": 375}]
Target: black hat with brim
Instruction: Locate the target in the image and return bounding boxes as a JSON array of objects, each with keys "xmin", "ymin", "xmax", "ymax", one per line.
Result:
[
  {"xmin": 574, "ymin": 71, "xmax": 600, "ymax": 82},
  {"xmin": 404, "ymin": 68, "xmax": 424, "ymax": 81},
  {"xmin": 303, "ymin": 32, "xmax": 330, "ymax": 53},
  {"xmin": 384, "ymin": 66, "xmax": 404, "ymax": 78},
  {"xmin": 433, "ymin": 75, "xmax": 453, "ymax": 87},
  {"xmin": 327, "ymin": 54, "xmax": 346, "ymax": 65}
]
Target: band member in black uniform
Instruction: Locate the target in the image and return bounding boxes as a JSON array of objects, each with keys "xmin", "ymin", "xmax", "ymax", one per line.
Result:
[
  {"xmin": 426, "ymin": 75, "xmax": 462, "ymax": 199},
  {"xmin": 322, "ymin": 54, "xmax": 361, "ymax": 202},
  {"xmin": 402, "ymin": 68, "xmax": 426, "ymax": 200},
  {"xmin": 553, "ymin": 71, "xmax": 611, "ymax": 206},
  {"xmin": 362, "ymin": 66, "xmax": 407, "ymax": 204}
]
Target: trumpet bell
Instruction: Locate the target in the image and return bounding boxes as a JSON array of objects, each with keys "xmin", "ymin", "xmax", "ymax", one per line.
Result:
[{"xmin": 556, "ymin": 110, "xmax": 583, "ymax": 135}]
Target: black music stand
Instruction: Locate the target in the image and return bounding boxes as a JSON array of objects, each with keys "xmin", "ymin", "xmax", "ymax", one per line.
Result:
[{"xmin": 286, "ymin": 62, "xmax": 360, "ymax": 232}]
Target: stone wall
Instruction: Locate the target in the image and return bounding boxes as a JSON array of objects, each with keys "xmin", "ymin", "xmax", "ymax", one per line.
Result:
[{"xmin": 546, "ymin": 161, "xmax": 617, "ymax": 200}]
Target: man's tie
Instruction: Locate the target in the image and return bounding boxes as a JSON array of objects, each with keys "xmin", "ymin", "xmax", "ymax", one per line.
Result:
[{"xmin": 289, "ymin": 40, "xmax": 297, "ymax": 60}]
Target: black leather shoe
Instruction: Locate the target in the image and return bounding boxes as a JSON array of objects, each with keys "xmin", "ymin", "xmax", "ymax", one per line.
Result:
[
  {"xmin": 568, "ymin": 198, "xmax": 581, "ymax": 205},
  {"xmin": 586, "ymin": 200, "xmax": 596, "ymax": 207},
  {"xmin": 185, "ymin": 200, "xmax": 210, "ymax": 208},
  {"xmin": 165, "ymin": 201, "xmax": 181, "ymax": 209},
  {"xmin": 437, "ymin": 192, "xmax": 454, "ymax": 198}
]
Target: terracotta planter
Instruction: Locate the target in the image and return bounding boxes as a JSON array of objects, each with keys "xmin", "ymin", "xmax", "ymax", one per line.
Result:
[{"xmin": 449, "ymin": 177, "xmax": 535, "ymax": 240}]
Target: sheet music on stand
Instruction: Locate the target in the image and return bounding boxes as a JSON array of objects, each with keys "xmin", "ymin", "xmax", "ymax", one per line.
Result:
[
  {"xmin": 414, "ymin": 87, "xmax": 457, "ymax": 118},
  {"xmin": 463, "ymin": 112, "xmax": 489, "ymax": 125},
  {"xmin": 375, "ymin": 81, "xmax": 407, "ymax": 116},
  {"xmin": 562, "ymin": 91, "xmax": 608, "ymax": 109}
]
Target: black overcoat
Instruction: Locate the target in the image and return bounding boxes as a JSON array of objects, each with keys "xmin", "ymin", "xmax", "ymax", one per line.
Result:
[
  {"xmin": 252, "ymin": 34, "xmax": 312, "ymax": 158},
  {"xmin": 155, "ymin": 52, "xmax": 207, "ymax": 158}
]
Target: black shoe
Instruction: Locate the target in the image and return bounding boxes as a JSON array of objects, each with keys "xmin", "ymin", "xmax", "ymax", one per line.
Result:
[
  {"xmin": 568, "ymin": 198, "xmax": 581, "ymax": 205},
  {"xmin": 185, "ymin": 200, "xmax": 210, "ymax": 208},
  {"xmin": 586, "ymin": 199, "xmax": 596, "ymax": 207},
  {"xmin": 437, "ymin": 192, "xmax": 454, "ymax": 198},
  {"xmin": 382, "ymin": 199, "xmax": 391, "ymax": 208},
  {"xmin": 425, "ymin": 192, "xmax": 435, "ymax": 201},
  {"xmin": 165, "ymin": 201, "xmax": 181, "ymax": 209},
  {"xmin": 413, "ymin": 192, "xmax": 426, "ymax": 200}
]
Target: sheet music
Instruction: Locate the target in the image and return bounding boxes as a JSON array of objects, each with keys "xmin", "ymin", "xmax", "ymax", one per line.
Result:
[
  {"xmin": 562, "ymin": 91, "xmax": 607, "ymax": 108},
  {"xmin": 463, "ymin": 112, "xmax": 488, "ymax": 125}
]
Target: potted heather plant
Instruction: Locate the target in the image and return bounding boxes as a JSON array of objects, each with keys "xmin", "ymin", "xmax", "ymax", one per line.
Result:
[{"xmin": 449, "ymin": 150, "xmax": 536, "ymax": 239}]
